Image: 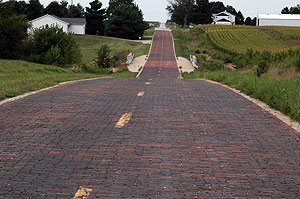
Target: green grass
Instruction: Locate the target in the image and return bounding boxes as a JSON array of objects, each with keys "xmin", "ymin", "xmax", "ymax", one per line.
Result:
[
  {"xmin": 0, "ymin": 60, "xmax": 137, "ymax": 101},
  {"xmin": 74, "ymin": 35, "xmax": 150, "ymax": 64},
  {"xmin": 183, "ymin": 70, "xmax": 300, "ymax": 122}
]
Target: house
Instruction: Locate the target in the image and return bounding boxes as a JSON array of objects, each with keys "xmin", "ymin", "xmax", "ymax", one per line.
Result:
[
  {"xmin": 212, "ymin": 11, "xmax": 236, "ymax": 25},
  {"xmin": 257, "ymin": 14, "xmax": 300, "ymax": 27},
  {"xmin": 29, "ymin": 14, "xmax": 86, "ymax": 35}
]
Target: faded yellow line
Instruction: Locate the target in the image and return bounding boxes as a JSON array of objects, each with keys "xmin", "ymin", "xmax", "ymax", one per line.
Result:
[
  {"xmin": 115, "ymin": 112, "xmax": 133, "ymax": 128},
  {"xmin": 73, "ymin": 187, "xmax": 92, "ymax": 199},
  {"xmin": 145, "ymin": 82, "xmax": 150, "ymax": 85},
  {"xmin": 137, "ymin": 92, "xmax": 145, "ymax": 97}
]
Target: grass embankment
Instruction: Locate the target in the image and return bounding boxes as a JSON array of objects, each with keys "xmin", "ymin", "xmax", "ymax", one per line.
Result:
[
  {"xmin": 0, "ymin": 60, "xmax": 137, "ymax": 101},
  {"xmin": 172, "ymin": 26, "xmax": 300, "ymax": 121},
  {"xmin": 74, "ymin": 35, "xmax": 150, "ymax": 64}
]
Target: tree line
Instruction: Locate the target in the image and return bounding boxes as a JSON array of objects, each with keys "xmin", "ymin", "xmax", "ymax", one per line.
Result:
[
  {"xmin": 167, "ymin": 0, "xmax": 256, "ymax": 27},
  {"xmin": 281, "ymin": 4, "xmax": 300, "ymax": 14},
  {"xmin": 0, "ymin": 0, "xmax": 148, "ymax": 39}
]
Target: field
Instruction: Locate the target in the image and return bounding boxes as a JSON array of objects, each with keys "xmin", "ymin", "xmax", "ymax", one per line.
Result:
[
  {"xmin": 195, "ymin": 25, "xmax": 300, "ymax": 54},
  {"xmin": 74, "ymin": 35, "xmax": 150, "ymax": 64}
]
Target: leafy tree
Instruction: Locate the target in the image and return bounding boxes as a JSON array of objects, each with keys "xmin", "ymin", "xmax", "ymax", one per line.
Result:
[
  {"xmin": 210, "ymin": 1, "xmax": 225, "ymax": 14},
  {"xmin": 85, "ymin": 0, "xmax": 106, "ymax": 35},
  {"xmin": 45, "ymin": 1, "xmax": 63, "ymax": 17},
  {"xmin": 281, "ymin": 7, "xmax": 290, "ymax": 14},
  {"xmin": 192, "ymin": 0, "xmax": 212, "ymax": 25},
  {"xmin": 0, "ymin": 14, "xmax": 29, "ymax": 59},
  {"xmin": 68, "ymin": 3, "xmax": 85, "ymax": 18},
  {"xmin": 27, "ymin": 0, "xmax": 44, "ymax": 20},
  {"xmin": 167, "ymin": 0, "xmax": 195, "ymax": 27},
  {"xmin": 244, "ymin": 17, "xmax": 252, "ymax": 25},
  {"xmin": 105, "ymin": 1, "xmax": 148, "ymax": 39},
  {"xmin": 235, "ymin": 11, "xmax": 244, "ymax": 25}
]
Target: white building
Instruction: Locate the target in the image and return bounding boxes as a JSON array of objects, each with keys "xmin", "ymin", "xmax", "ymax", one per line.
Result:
[
  {"xmin": 257, "ymin": 14, "xmax": 300, "ymax": 27},
  {"xmin": 212, "ymin": 11, "xmax": 236, "ymax": 25},
  {"xmin": 29, "ymin": 14, "xmax": 86, "ymax": 35}
]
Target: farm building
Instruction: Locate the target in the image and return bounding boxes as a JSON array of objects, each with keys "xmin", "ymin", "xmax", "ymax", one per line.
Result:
[
  {"xmin": 212, "ymin": 11, "xmax": 236, "ymax": 25},
  {"xmin": 257, "ymin": 14, "xmax": 300, "ymax": 27},
  {"xmin": 29, "ymin": 14, "xmax": 86, "ymax": 35}
]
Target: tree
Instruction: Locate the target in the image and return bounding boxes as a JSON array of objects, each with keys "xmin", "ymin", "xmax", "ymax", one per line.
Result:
[
  {"xmin": 226, "ymin": 5, "xmax": 237, "ymax": 15},
  {"xmin": 235, "ymin": 11, "xmax": 244, "ymax": 25},
  {"xmin": 27, "ymin": 0, "xmax": 44, "ymax": 20},
  {"xmin": 251, "ymin": 17, "xmax": 257, "ymax": 26},
  {"xmin": 0, "ymin": 14, "xmax": 29, "ymax": 59},
  {"xmin": 167, "ymin": 0, "xmax": 195, "ymax": 27},
  {"xmin": 244, "ymin": 17, "xmax": 252, "ymax": 25},
  {"xmin": 68, "ymin": 3, "xmax": 85, "ymax": 18},
  {"xmin": 60, "ymin": 0, "xmax": 69, "ymax": 17},
  {"xmin": 290, "ymin": 5, "xmax": 300, "ymax": 14},
  {"xmin": 45, "ymin": 1, "xmax": 63, "ymax": 17},
  {"xmin": 281, "ymin": 7, "xmax": 290, "ymax": 14},
  {"xmin": 192, "ymin": 0, "xmax": 212, "ymax": 25},
  {"xmin": 85, "ymin": 0, "xmax": 106, "ymax": 35},
  {"xmin": 210, "ymin": 1, "xmax": 225, "ymax": 14},
  {"xmin": 107, "ymin": 0, "xmax": 133, "ymax": 15},
  {"xmin": 105, "ymin": 2, "xmax": 148, "ymax": 39}
]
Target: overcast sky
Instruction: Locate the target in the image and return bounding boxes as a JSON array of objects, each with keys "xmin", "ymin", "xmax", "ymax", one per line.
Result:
[{"xmin": 39, "ymin": 0, "xmax": 300, "ymax": 22}]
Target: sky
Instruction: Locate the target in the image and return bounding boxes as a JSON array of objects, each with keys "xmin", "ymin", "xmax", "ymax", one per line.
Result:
[{"xmin": 39, "ymin": 0, "xmax": 300, "ymax": 22}]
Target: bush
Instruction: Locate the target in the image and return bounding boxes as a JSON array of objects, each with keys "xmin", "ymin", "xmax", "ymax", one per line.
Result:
[
  {"xmin": 96, "ymin": 44, "xmax": 111, "ymax": 68},
  {"xmin": 26, "ymin": 25, "xmax": 81, "ymax": 66}
]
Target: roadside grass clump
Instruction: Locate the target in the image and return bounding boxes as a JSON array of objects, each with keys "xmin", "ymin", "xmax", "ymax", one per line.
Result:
[{"xmin": 183, "ymin": 70, "xmax": 300, "ymax": 122}]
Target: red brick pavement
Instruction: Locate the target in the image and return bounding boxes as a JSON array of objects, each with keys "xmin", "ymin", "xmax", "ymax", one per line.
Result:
[{"xmin": 0, "ymin": 30, "xmax": 300, "ymax": 198}]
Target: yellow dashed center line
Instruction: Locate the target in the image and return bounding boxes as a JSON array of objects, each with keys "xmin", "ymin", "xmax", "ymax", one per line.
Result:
[
  {"xmin": 115, "ymin": 112, "xmax": 133, "ymax": 128},
  {"xmin": 73, "ymin": 187, "xmax": 92, "ymax": 199},
  {"xmin": 137, "ymin": 92, "xmax": 145, "ymax": 97},
  {"xmin": 145, "ymin": 82, "xmax": 150, "ymax": 85}
]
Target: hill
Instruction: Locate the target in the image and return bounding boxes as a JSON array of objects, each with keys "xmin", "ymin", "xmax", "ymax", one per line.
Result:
[{"xmin": 74, "ymin": 35, "xmax": 150, "ymax": 64}]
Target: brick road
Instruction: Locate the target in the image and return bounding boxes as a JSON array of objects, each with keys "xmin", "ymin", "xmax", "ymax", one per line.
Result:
[{"xmin": 0, "ymin": 30, "xmax": 300, "ymax": 198}]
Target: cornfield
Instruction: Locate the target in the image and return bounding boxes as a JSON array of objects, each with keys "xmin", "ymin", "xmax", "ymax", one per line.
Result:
[{"xmin": 195, "ymin": 25, "xmax": 300, "ymax": 55}]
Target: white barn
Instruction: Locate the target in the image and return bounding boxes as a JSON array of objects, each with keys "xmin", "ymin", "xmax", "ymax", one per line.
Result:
[
  {"xmin": 212, "ymin": 11, "xmax": 236, "ymax": 25},
  {"xmin": 257, "ymin": 14, "xmax": 300, "ymax": 27},
  {"xmin": 29, "ymin": 14, "xmax": 86, "ymax": 35}
]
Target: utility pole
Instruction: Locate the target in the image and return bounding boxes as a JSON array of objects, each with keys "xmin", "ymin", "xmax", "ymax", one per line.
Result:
[{"xmin": 70, "ymin": 0, "xmax": 73, "ymax": 17}]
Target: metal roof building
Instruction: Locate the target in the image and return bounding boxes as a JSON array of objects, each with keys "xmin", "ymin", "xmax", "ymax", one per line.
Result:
[{"xmin": 257, "ymin": 14, "xmax": 300, "ymax": 27}]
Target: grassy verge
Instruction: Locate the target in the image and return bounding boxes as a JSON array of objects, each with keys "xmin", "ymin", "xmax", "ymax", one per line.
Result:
[
  {"xmin": 183, "ymin": 70, "xmax": 300, "ymax": 122},
  {"xmin": 74, "ymin": 35, "xmax": 150, "ymax": 64},
  {"xmin": 0, "ymin": 60, "xmax": 137, "ymax": 101}
]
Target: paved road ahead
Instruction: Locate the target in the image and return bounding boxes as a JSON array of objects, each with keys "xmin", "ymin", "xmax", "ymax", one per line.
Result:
[{"xmin": 1, "ymin": 30, "xmax": 300, "ymax": 198}]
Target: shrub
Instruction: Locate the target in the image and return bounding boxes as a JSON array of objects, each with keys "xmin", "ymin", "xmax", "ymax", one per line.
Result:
[
  {"xmin": 45, "ymin": 45, "xmax": 62, "ymax": 65},
  {"xmin": 26, "ymin": 25, "xmax": 81, "ymax": 66},
  {"xmin": 96, "ymin": 44, "xmax": 111, "ymax": 68},
  {"xmin": 256, "ymin": 50, "xmax": 271, "ymax": 77}
]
